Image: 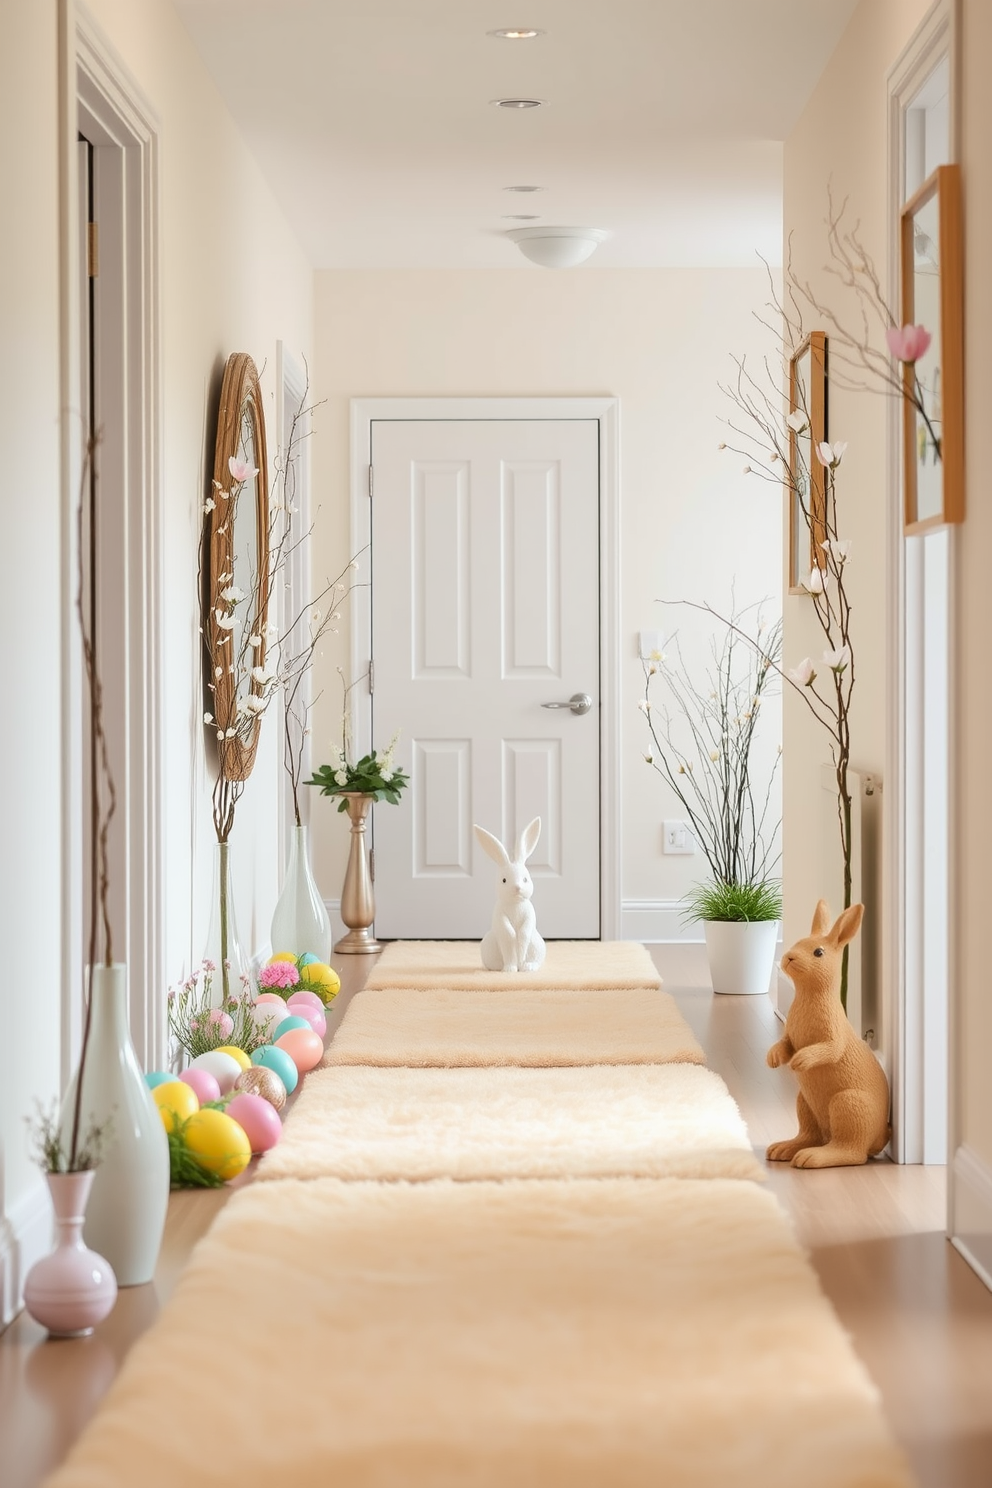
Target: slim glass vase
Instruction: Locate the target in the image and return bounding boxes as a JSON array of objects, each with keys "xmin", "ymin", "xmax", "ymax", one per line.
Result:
[
  {"xmin": 60, "ymin": 964, "xmax": 170, "ymax": 1286},
  {"xmin": 203, "ymin": 839, "xmax": 249, "ymax": 1007},
  {"xmin": 334, "ymin": 793, "xmax": 381, "ymax": 954},
  {"xmin": 270, "ymin": 823, "xmax": 331, "ymax": 962}
]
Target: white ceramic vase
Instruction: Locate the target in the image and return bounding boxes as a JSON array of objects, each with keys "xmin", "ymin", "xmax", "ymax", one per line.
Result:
[
  {"xmin": 704, "ymin": 920, "xmax": 779, "ymax": 996},
  {"xmin": 270, "ymin": 823, "xmax": 331, "ymax": 962},
  {"xmin": 60, "ymin": 964, "xmax": 170, "ymax": 1286},
  {"xmin": 23, "ymin": 1171, "xmax": 117, "ymax": 1337}
]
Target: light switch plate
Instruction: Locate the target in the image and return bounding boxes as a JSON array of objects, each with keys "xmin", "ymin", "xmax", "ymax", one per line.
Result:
[{"xmin": 662, "ymin": 820, "xmax": 695, "ymax": 855}]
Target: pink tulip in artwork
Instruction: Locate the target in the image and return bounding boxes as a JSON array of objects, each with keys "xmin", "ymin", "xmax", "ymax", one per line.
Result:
[{"xmin": 885, "ymin": 324, "xmax": 932, "ymax": 363}]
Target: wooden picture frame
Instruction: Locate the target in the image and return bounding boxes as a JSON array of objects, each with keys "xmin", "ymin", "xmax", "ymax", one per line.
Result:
[
  {"xmin": 788, "ymin": 331, "xmax": 828, "ymax": 594},
  {"xmin": 900, "ymin": 163, "xmax": 963, "ymax": 532}
]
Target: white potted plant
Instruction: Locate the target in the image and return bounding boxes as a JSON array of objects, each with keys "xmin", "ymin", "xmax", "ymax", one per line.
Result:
[{"xmin": 639, "ymin": 605, "xmax": 782, "ymax": 995}]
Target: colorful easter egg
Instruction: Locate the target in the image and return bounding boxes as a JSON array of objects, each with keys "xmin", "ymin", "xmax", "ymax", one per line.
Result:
[
  {"xmin": 287, "ymin": 989, "xmax": 324, "ymax": 1014},
  {"xmin": 299, "ymin": 962, "xmax": 341, "ymax": 1005},
  {"xmin": 285, "ymin": 1001, "xmax": 326, "ymax": 1039},
  {"xmin": 152, "ymin": 1080, "xmax": 199, "ymax": 1132},
  {"xmin": 225, "ymin": 1093, "xmax": 283, "ymax": 1154},
  {"xmin": 297, "ymin": 952, "xmax": 319, "ymax": 969},
  {"xmin": 233, "ymin": 1065, "xmax": 287, "ymax": 1111},
  {"xmin": 144, "ymin": 1071, "xmax": 174, "ymax": 1089},
  {"xmin": 275, "ymin": 1026, "xmax": 323, "ymax": 1074},
  {"xmin": 179, "ymin": 1067, "xmax": 222, "ymax": 1104},
  {"xmin": 212, "ymin": 1044, "xmax": 251, "ymax": 1072},
  {"xmin": 182, "ymin": 1109, "xmax": 251, "ymax": 1181},
  {"xmin": 206, "ymin": 1008, "xmax": 235, "ymax": 1040},
  {"xmin": 270, "ymin": 1014, "xmax": 310, "ymax": 1037},
  {"xmin": 251, "ymin": 1044, "xmax": 298, "ymax": 1093},
  {"xmin": 189, "ymin": 1049, "xmax": 242, "ymax": 1095},
  {"xmin": 270, "ymin": 952, "xmax": 298, "ymax": 964}
]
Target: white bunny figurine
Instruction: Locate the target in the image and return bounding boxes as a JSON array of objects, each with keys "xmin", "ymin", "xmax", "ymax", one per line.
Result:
[{"xmin": 474, "ymin": 817, "xmax": 547, "ymax": 973}]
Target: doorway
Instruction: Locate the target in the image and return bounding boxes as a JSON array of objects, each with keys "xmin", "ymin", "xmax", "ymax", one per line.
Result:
[{"xmin": 350, "ymin": 397, "xmax": 621, "ymax": 940}]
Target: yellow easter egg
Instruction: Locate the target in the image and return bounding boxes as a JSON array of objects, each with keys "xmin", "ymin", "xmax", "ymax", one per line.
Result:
[
  {"xmin": 212, "ymin": 1044, "xmax": 251, "ymax": 1071},
  {"xmin": 152, "ymin": 1080, "xmax": 199, "ymax": 1132},
  {"xmin": 270, "ymin": 952, "xmax": 298, "ymax": 965},
  {"xmin": 183, "ymin": 1109, "xmax": 252, "ymax": 1181},
  {"xmin": 299, "ymin": 962, "xmax": 341, "ymax": 1004}
]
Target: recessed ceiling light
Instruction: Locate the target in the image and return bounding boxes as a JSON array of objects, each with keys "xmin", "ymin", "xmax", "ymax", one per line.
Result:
[
  {"xmin": 490, "ymin": 97, "xmax": 546, "ymax": 109},
  {"xmin": 501, "ymin": 213, "xmax": 541, "ymax": 220},
  {"xmin": 487, "ymin": 28, "xmax": 545, "ymax": 40},
  {"xmin": 503, "ymin": 185, "xmax": 546, "ymax": 193}
]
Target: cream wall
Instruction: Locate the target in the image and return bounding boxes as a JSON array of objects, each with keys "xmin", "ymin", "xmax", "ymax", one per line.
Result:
[
  {"xmin": 782, "ymin": 0, "xmax": 931, "ymax": 1007},
  {"xmin": 310, "ymin": 268, "xmax": 783, "ymax": 933},
  {"xmin": 0, "ymin": 0, "xmax": 313, "ymax": 1321},
  {"xmin": 956, "ymin": 0, "xmax": 992, "ymax": 1254}
]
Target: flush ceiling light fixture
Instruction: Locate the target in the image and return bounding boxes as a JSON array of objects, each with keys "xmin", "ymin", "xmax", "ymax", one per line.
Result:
[
  {"xmin": 490, "ymin": 97, "xmax": 546, "ymax": 109},
  {"xmin": 503, "ymin": 184, "xmax": 546, "ymax": 193},
  {"xmin": 507, "ymin": 226, "xmax": 611, "ymax": 268},
  {"xmin": 487, "ymin": 28, "xmax": 545, "ymax": 39}
]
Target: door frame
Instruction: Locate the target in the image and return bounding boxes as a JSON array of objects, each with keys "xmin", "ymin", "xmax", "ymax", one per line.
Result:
[
  {"xmin": 350, "ymin": 396, "xmax": 621, "ymax": 940},
  {"xmin": 59, "ymin": 3, "xmax": 164, "ymax": 1073}
]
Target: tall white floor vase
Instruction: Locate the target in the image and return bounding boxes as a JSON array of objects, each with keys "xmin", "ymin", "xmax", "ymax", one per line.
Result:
[
  {"xmin": 704, "ymin": 920, "xmax": 779, "ymax": 996},
  {"xmin": 270, "ymin": 824, "xmax": 332, "ymax": 962},
  {"xmin": 61, "ymin": 964, "xmax": 170, "ymax": 1285}
]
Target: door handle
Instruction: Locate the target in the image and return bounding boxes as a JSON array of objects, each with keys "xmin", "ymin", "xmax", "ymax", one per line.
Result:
[{"xmin": 541, "ymin": 692, "xmax": 593, "ymax": 716}]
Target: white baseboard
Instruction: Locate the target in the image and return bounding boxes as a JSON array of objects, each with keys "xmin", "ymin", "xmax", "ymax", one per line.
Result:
[
  {"xmin": 0, "ymin": 1176, "xmax": 53, "ymax": 1330},
  {"xmin": 951, "ymin": 1144, "xmax": 992, "ymax": 1294},
  {"xmin": 620, "ymin": 900, "xmax": 703, "ymax": 943}
]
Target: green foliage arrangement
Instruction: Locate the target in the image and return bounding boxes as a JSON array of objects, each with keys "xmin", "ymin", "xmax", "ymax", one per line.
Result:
[
  {"xmin": 308, "ymin": 738, "xmax": 409, "ymax": 813},
  {"xmin": 26, "ymin": 1100, "xmax": 112, "ymax": 1174},
  {"xmin": 683, "ymin": 879, "xmax": 783, "ymax": 926}
]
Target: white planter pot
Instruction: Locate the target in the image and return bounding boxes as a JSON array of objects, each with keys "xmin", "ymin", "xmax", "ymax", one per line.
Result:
[{"xmin": 704, "ymin": 920, "xmax": 779, "ymax": 996}]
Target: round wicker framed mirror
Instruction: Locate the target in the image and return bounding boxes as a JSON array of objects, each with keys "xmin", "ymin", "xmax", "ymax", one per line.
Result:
[{"xmin": 205, "ymin": 352, "xmax": 270, "ymax": 782}]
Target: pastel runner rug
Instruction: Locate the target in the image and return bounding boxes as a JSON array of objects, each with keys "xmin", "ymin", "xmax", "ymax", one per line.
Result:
[
  {"xmin": 256, "ymin": 1063, "xmax": 763, "ymax": 1183},
  {"xmin": 363, "ymin": 938, "xmax": 661, "ymax": 991},
  {"xmin": 321, "ymin": 985, "xmax": 705, "ymax": 1068},
  {"xmin": 43, "ymin": 1177, "xmax": 913, "ymax": 1488}
]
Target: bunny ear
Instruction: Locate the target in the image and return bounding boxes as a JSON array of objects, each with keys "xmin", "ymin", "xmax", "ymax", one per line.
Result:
[
  {"xmin": 516, "ymin": 817, "xmax": 542, "ymax": 863},
  {"xmin": 829, "ymin": 903, "xmax": 864, "ymax": 948},
  {"xmin": 810, "ymin": 899, "xmax": 832, "ymax": 936},
  {"xmin": 474, "ymin": 824, "xmax": 511, "ymax": 870}
]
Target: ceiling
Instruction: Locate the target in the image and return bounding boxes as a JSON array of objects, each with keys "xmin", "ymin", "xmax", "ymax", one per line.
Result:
[{"xmin": 173, "ymin": 0, "xmax": 860, "ymax": 270}]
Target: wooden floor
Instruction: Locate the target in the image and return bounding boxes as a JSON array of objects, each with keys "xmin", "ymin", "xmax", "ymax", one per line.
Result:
[{"xmin": 2, "ymin": 945, "xmax": 992, "ymax": 1488}]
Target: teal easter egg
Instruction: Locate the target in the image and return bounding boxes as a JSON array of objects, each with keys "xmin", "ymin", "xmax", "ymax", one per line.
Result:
[
  {"xmin": 297, "ymin": 952, "xmax": 319, "ymax": 968},
  {"xmin": 144, "ymin": 1070, "xmax": 174, "ymax": 1089},
  {"xmin": 272, "ymin": 1014, "xmax": 310, "ymax": 1036},
  {"xmin": 251, "ymin": 1044, "xmax": 298, "ymax": 1093}
]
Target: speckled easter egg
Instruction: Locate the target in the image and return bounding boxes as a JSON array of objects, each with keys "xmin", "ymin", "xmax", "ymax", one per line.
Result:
[{"xmin": 233, "ymin": 1065, "xmax": 287, "ymax": 1111}]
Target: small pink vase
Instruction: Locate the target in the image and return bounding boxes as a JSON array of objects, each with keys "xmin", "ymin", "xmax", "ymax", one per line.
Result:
[{"xmin": 23, "ymin": 1171, "xmax": 118, "ymax": 1338}]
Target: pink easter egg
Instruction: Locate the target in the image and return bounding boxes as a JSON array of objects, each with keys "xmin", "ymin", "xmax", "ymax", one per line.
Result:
[
  {"xmin": 285, "ymin": 1002, "xmax": 326, "ymax": 1039},
  {"xmin": 207, "ymin": 1008, "xmax": 234, "ymax": 1039},
  {"xmin": 225, "ymin": 1092, "xmax": 283, "ymax": 1154},
  {"xmin": 256, "ymin": 992, "xmax": 288, "ymax": 1007},
  {"xmin": 287, "ymin": 990, "xmax": 324, "ymax": 1014},
  {"xmin": 179, "ymin": 1067, "xmax": 221, "ymax": 1104},
  {"xmin": 275, "ymin": 1026, "xmax": 323, "ymax": 1073}
]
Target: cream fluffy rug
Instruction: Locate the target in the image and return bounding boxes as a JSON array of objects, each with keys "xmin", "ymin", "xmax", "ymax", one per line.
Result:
[
  {"xmin": 45, "ymin": 1177, "xmax": 912, "ymax": 1488},
  {"xmin": 364, "ymin": 938, "xmax": 661, "ymax": 990},
  {"xmin": 256, "ymin": 1063, "xmax": 763, "ymax": 1183},
  {"xmin": 321, "ymin": 985, "xmax": 704, "ymax": 1068}
]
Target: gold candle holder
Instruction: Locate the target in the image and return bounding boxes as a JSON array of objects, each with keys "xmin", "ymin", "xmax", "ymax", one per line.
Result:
[{"xmin": 334, "ymin": 792, "xmax": 382, "ymax": 954}]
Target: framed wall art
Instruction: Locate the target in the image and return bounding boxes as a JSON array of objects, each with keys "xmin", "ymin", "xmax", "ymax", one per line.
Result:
[
  {"xmin": 788, "ymin": 331, "xmax": 828, "ymax": 593},
  {"xmin": 900, "ymin": 162, "xmax": 963, "ymax": 532}
]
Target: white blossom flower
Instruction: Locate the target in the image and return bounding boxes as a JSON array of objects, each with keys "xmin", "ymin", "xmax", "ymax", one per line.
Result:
[
  {"xmin": 822, "ymin": 645, "xmax": 851, "ymax": 674},
  {"xmin": 786, "ymin": 408, "xmax": 809, "ymax": 434},
  {"xmin": 228, "ymin": 455, "xmax": 259, "ymax": 483},
  {"xmin": 248, "ymin": 634, "xmax": 262, "ymax": 649},
  {"xmin": 334, "ymin": 768, "xmax": 349, "ymax": 786},
  {"xmin": 252, "ymin": 661, "xmax": 278, "ymax": 686},
  {"xmin": 219, "ymin": 585, "xmax": 245, "ymax": 605},
  {"xmin": 215, "ymin": 667, "xmax": 223, "ymax": 679},
  {"xmin": 821, "ymin": 538, "xmax": 852, "ymax": 563},
  {"xmin": 805, "ymin": 567, "xmax": 828, "ymax": 595},
  {"xmin": 244, "ymin": 695, "xmax": 267, "ymax": 715},
  {"xmin": 202, "ymin": 497, "xmax": 216, "ymax": 514},
  {"xmin": 815, "ymin": 440, "xmax": 848, "ymax": 469},
  {"xmin": 643, "ymin": 753, "xmax": 653, "ymax": 764},
  {"xmin": 203, "ymin": 711, "xmax": 213, "ymax": 724},
  {"xmin": 381, "ymin": 769, "xmax": 394, "ymax": 783},
  {"xmin": 215, "ymin": 610, "xmax": 236, "ymax": 630},
  {"xmin": 786, "ymin": 657, "xmax": 817, "ymax": 687},
  {"xmin": 709, "ymin": 750, "xmax": 720, "ymax": 761},
  {"xmin": 636, "ymin": 699, "xmax": 652, "ymax": 713}
]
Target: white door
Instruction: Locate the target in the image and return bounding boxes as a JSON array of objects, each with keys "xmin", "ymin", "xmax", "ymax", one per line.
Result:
[{"xmin": 369, "ymin": 419, "xmax": 601, "ymax": 939}]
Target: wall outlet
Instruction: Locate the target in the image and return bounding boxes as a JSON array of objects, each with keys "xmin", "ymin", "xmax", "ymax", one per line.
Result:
[{"xmin": 662, "ymin": 820, "xmax": 695, "ymax": 855}]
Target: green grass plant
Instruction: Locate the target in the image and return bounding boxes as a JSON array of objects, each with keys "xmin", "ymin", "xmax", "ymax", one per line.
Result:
[{"xmin": 683, "ymin": 878, "xmax": 782, "ymax": 925}]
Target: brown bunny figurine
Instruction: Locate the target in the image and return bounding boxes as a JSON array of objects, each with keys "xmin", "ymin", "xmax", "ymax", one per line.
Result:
[{"xmin": 766, "ymin": 899, "xmax": 890, "ymax": 1168}]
